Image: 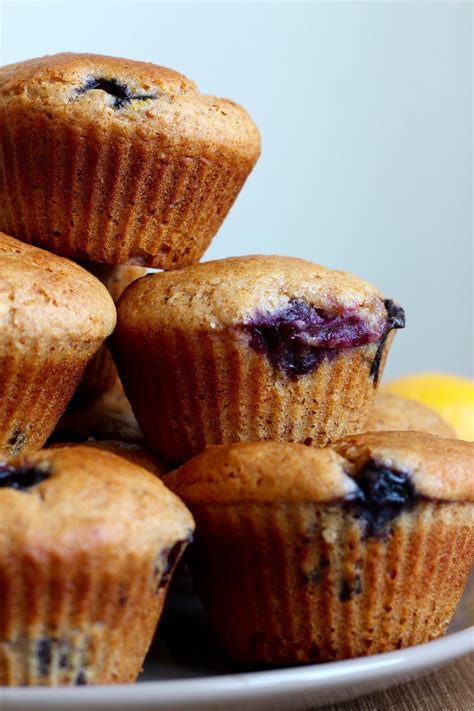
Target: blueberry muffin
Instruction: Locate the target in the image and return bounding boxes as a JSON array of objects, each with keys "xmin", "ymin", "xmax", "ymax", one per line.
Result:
[
  {"xmin": 0, "ymin": 233, "xmax": 116, "ymax": 457},
  {"xmin": 111, "ymin": 255, "xmax": 405, "ymax": 463},
  {"xmin": 0, "ymin": 445, "xmax": 193, "ymax": 685},
  {"xmin": 166, "ymin": 433, "xmax": 473, "ymax": 663},
  {"xmin": 366, "ymin": 393, "xmax": 456, "ymax": 438},
  {"xmin": 76, "ymin": 263, "xmax": 146, "ymax": 398},
  {"xmin": 0, "ymin": 53, "xmax": 260, "ymax": 267}
]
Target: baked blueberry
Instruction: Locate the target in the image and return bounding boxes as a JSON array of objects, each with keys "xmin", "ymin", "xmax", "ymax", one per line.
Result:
[
  {"xmin": 339, "ymin": 575, "xmax": 362, "ymax": 602},
  {"xmin": 75, "ymin": 670, "xmax": 87, "ymax": 685},
  {"xmin": 75, "ymin": 77, "xmax": 156, "ymax": 110},
  {"xmin": 0, "ymin": 463, "xmax": 51, "ymax": 490},
  {"xmin": 155, "ymin": 536, "xmax": 193, "ymax": 592},
  {"xmin": 348, "ymin": 461, "xmax": 417, "ymax": 538},
  {"xmin": 245, "ymin": 300, "xmax": 386, "ymax": 378},
  {"xmin": 37, "ymin": 638, "xmax": 52, "ymax": 677},
  {"xmin": 370, "ymin": 300, "xmax": 406, "ymax": 385}
]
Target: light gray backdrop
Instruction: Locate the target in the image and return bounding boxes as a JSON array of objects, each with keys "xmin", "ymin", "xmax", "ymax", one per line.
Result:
[{"xmin": 1, "ymin": 0, "xmax": 472, "ymax": 379}]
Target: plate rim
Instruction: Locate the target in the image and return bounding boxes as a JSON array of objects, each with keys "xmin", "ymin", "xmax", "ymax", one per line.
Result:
[{"xmin": 1, "ymin": 625, "xmax": 473, "ymax": 709}]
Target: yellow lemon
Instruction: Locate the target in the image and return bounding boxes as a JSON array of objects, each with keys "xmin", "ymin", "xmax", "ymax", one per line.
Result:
[{"xmin": 382, "ymin": 373, "xmax": 474, "ymax": 441}]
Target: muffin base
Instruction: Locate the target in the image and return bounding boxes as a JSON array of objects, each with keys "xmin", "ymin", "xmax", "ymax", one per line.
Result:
[
  {"xmin": 114, "ymin": 330, "xmax": 394, "ymax": 464},
  {"xmin": 0, "ymin": 109, "xmax": 253, "ymax": 268},
  {"xmin": 0, "ymin": 340, "xmax": 104, "ymax": 457},
  {"xmin": 186, "ymin": 501, "xmax": 474, "ymax": 663},
  {"xmin": 0, "ymin": 542, "xmax": 185, "ymax": 685}
]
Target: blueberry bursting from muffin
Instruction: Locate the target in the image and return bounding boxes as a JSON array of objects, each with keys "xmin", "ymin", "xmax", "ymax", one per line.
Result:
[
  {"xmin": 346, "ymin": 460, "xmax": 416, "ymax": 539},
  {"xmin": 75, "ymin": 77, "xmax": 157, "ymax": 110},
  {"xmin": 0, "ymin": 462, "xmax": 51, "ymax": 490},
  {"xmin": 245, "ymin": 298, "xmax": 405, "ymax": 379}
]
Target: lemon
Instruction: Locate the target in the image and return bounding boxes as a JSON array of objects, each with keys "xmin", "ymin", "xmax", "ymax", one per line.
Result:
[{"xmin": 382, "ymin": 373, "xmax": 474, "ymax": 441}]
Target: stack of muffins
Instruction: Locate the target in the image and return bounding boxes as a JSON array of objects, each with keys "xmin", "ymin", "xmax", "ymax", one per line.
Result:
[{"xmin": 0, "ymin": 53, "xmax": 472, "ymax": 687}]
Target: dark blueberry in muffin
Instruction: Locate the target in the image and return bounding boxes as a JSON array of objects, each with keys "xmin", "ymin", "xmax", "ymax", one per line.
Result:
[
  {"xmin": 75, "ymin": 670, "xmax": 87, "ymax": 685},
  {"xmin": 245, "ymin": 300, "xmax": 384, "ymax": 378},
  {"xmin": 384, "ymin": 299, "xmax": 406, "ymax": 330},
  {"xmin": 58, "ymin": 640, "xmax": 71, "ymax": 670},
  {"xmin": 348, "ymin": 461, "xmax": 416, "ymax": 538},
  {"xmin": 301, "ymin": 555, "xmax": 330, "ymax": 585},
  {"xmin": 370, "ymin": 300, "xmax": 406, "ymax": 385},
  {"xmin": 339, "ymin": 575, "xmax": 362, "ymax": 602},
  {"xmin": 37, "ymin": 638, "xmax": 52, "ymax": 676},
  {"xmin": 0, "ymin": 463, "xmax": 51, "ymax": 490},
  {"xmin": 76, "ymin": 77, "xmax": 156, "ymax": 110},
  {"xmin": 155, "ymin": 535, "xmax": 193, "ymax": 592}
]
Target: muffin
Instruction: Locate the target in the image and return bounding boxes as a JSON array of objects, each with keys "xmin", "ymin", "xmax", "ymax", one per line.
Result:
[
  {"xmin": 75, "ymin": 263, "xmax": 146, "ymax": 398},
  {"xmin": 49, "ymin": 385, "xmax": 143, "ymax": 446},
  {"xmin": 166, "ymin": 433, "xmax": 473, "ymax": 663},
  {"xmin": 0, "ymin": 53, "xmax": 260, "ymax": 267},
  {"xmin": 0, "ymin": 445, "xmax": 193, "ymax": 685},
  {"xmin": 0, "ymin": 233, "xmax": 116, "ymax": 457},
  {"xmin": 111, "ymin": 255, "xmax": 405, "ymax": 463},
  {"xmin": 365, "ymin": 393, "xmax": 456, "ymax": 438}
]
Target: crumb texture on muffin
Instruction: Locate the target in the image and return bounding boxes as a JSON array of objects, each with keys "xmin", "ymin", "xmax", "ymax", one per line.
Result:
[{"xmin": 0, "ymin": 232, "xmax": 116, "ymax": 339}]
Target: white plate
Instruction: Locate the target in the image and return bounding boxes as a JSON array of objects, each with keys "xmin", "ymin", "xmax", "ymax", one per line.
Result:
[{"xmin": 1, "ymin": 572, "xmax": 472, "ymax": 711}]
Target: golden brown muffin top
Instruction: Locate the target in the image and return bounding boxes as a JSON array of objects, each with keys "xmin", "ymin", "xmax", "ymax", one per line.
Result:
[
  {"xmin": 166, "ymin": 442, "xmax": 358, "ymax": 503},
  {"xmin": 0, "ymin": 233, "xmax": 116, "ymax": 341},
  {"xmin": 166, "ymin": 432, "xmax": 474, "ymax": 505},
  {"xmin": 0, "ymin": 53, "xmax": 260, "ymax": 162},
  {"xmin": 365, "ymin": 393, "xmax": 456, "ymax": 439},
  {"xmin": 117, "ymin": 255, "xmax": 391, "ymax": 335},
  {"xmin": 0, "ymin": 52, "xmax": 195, "ymax": 98},
  {"xmin": 0, "ymin": 446, "xmax": 193, "ymax": 555}
]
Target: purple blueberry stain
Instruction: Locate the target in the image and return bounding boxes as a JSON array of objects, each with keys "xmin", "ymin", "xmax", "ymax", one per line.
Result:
[
  {"xmin": 244, "ymin": 300, "xmax": 392, "ymax": 379},
  {"xmin": 370, "ymin": 299, "xmax": 406, "ymax": 385},
  {"xmin": 75, "ymin": 77, "xmax": 157, "ymax": 110},
  {"xmin": 301, "ymin": 556, "xmax": 330, "ymax": 585},
  {"xmin": 37, "ymin": 637, "xmax": 72, "ymax": 675},
  {"xmin": 75, "ymin": 670, "xmax": 87, "ymax": 685},
  {"xmin": 37, "ymin": 638, "xmax": 52, "ymax": 676},
  {"xmin": 154, "ymin": 535, "xmax": 193, "ymax": 592},
  {"xmin": 58, "ymin": 640, "xmax": 71, "ymax": 670},
  {"xmin": 0, "ymin": 463, "xmax": 51, "ymax": 491},
  {"xmin": 347, "ymin": 461, "xmax": 417, "ymax": 538},
  {"xmin": 339, "ymin": 575, "xmax": 362, "ymax": 602}
]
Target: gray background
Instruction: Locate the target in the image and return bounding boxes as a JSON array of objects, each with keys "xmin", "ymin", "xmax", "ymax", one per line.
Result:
[{"xmin": 1, "ymin": 1, "xmax": 472, "ymax": 379}]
